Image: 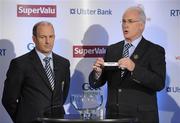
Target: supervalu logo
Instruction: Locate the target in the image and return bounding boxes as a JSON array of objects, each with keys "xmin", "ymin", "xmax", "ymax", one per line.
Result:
[{"xmin": 17, "ymin": 4, "xmax": 56, "ymax": 17}]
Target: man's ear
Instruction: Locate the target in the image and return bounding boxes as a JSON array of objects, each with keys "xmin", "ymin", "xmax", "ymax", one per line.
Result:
[
  {"xmin": 32, "ymin": 35, "xmax": 36, "ymax": 43},
  {"xmin": 140, "ymin": 22, "xmax": 145, "ymax": 32}
]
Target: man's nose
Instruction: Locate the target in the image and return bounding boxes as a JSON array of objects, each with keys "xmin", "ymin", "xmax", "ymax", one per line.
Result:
[
  {"xmin": 45, "ymin": 37, "xmax": 50, "ymax": 43},
  {"xmin": 122, "ymin": 24, "xmax": 128, "ymax": 28}
]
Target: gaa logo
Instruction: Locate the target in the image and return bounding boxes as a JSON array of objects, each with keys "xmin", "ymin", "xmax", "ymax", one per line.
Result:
[
  {"xmin": 27, "ymin": 43, "xmax": 35, "ymax": 51},
  {"xmin": 82, "ymin": 83, "xmax": 101, "ymax": 91}
]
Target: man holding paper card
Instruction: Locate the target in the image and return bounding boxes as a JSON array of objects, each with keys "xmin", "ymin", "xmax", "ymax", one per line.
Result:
[{"xmin": 89, "ymin": 6, "xmax": 166, "ymax": 123}]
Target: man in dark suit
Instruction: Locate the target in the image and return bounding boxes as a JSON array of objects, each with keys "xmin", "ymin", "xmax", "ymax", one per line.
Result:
[
  {"xmin": 89, "ymin": 6, "xmax": 166, "ymax": 123},
  {"xmin": 2, "ymin": 21, "xmax": 70, "ymax": 123}
]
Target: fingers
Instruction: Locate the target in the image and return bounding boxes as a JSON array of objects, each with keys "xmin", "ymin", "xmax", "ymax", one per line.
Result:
[
  {"xmin": 118, "ymin": 58, "xmax": 127, "ymax": 69},
  {"xmin": 93, "ymin": 65, "xmax": 102, "ymax": 72},
  {"xmin": 118, "ymin": 58, "xmax": 135, "ymax": 71},
  {"xmin": 93, "ymin": 58, "xmax": 104, "ymax": 72}
]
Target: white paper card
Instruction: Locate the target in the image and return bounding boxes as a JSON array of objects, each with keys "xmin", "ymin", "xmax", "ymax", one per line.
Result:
[{"xmin": 104, "ymin": 62, "xmax": 118, "ymax": 66}]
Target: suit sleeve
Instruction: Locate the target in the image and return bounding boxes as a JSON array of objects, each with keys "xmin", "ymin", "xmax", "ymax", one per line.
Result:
[
  {"xmin": 62, "ymin": 60, "xmax": 70, "ymax": 104},
  {"xmin": 89, "ymin": 46, "xmax": 111, "ymax": 89},
  {"xmin": 89, "ymin": 70, "xmax": 107, "ymax": 89},
  {"xmin": 131, "ymin": 45, "xmax": 166, "ymax": 91},
  {"xmin": 2, "ymin": 59, "xmax": 24, "ymax": 121}
]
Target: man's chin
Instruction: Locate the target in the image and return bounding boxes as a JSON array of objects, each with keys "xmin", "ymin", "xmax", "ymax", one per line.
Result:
[
  {"xmin": 124, "ymin": 35, "xmax": 130, "ymax": 39},
  {"xmin": 124, "ymin": 37, "xmax": 131, "ymax": 41},
  {"xmin": 41, "ymin": 50, "xmax": 52, "ymax": 55}
]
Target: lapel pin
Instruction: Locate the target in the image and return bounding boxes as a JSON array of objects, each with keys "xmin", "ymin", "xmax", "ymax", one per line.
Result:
[{"xmin": 133, "ymin": 54, "xmax": 139, "ymax": 60}]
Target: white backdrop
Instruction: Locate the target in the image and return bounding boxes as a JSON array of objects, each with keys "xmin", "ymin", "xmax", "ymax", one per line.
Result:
[{"xmin": 0, "ymin": 0, "xmax": 180, "ymax": 123}]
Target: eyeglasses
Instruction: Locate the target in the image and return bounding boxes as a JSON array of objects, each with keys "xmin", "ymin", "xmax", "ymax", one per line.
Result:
[{"xmin": 121, "ymin": 19, "xmax": 141, "ymax": 24}]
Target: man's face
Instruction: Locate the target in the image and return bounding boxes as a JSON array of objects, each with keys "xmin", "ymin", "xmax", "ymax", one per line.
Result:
[
  {"xmin": 122, "ymin": 10, "xmax": 144, "ymax": 42},
  {"xmin": 33, "ymin": 23, "xmax": 55, "ymax": 55}
]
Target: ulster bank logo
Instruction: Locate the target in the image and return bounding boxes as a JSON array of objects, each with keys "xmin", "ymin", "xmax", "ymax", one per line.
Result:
[
  {"xmin": 166, "ymin": 86, "xmax": 180, "ymax": 93},
  {"xmin": 70, "ymin": 8, "xmax": 112, "ymax": 15},
  {"xmin": 17, "ymin": 4, "xmax": 56, "ymax": 17},
  {"xmin": 73, "ymin": 45, "xmax": 107, "ymax": 58}
]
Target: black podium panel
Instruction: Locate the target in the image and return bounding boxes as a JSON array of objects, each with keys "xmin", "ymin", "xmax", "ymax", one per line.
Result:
[{"xmin": 36, "ymin": 114, "xmax": 139, "ymax": 123}]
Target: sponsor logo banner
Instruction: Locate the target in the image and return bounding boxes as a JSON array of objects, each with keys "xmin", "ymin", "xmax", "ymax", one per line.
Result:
[
  {"xmin": 166, "ymin": 86, "xmax": 180, "ymax": 93},
  {"xmin": 176, "ymin": 56, "xmax": 180, "ymax": 60},
  {"xmin": 82, "ymin": 83, "xmax": 101, "ymax": 91},
  {"xmin": 17, "ymin": 4, "xmax": 56, "ymax": 17},
  {"xmin": 170, "ymin": 9, "xmax": 180, "ymax": 16},
  {"xmin": 73, "ymin": 45, "xmax": 107, "ymax": 58},
  {"xmin": 70, "ymin": 8, "xmax": 112, "ymax": 15},
  {"xmin": 27, "ymin": 43, "xmax": 35, "ymax": 51},
  {"xmin": 0, "ymin": 49, "xmax": 6, "ymax": 56}
]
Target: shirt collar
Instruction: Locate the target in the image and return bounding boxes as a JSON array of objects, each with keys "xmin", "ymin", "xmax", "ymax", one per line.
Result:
[
  {"xmin": 35, "ymin": 48, "xmax": 53, "ymax": 60},
  {"xmin": 124, "ymin": 36, "xmax": 142, "ymax": 48}
]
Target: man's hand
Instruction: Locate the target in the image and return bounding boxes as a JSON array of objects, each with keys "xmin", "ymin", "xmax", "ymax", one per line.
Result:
[
  {"xmin": 93, "ymin": 58, "xmax": 104, "ymax": 75},
  {"xmin": 118, "ymin": 58, "xmax": 135, "ymax": 71}
]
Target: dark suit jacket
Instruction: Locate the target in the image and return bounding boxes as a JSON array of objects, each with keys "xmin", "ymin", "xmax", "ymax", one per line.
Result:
[
  {"xmin": 89, "ymin": 37, "xmax": 166, "ymax": 123},
  {"xmin": 2, "ymin": 49, "xmax": 70, "ymax": 123}
]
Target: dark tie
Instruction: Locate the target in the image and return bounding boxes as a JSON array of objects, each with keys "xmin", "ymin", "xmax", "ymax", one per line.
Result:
[
  {"xmin": 122, "ymin": 43, "xmax": 132, "ymax": 58},
  {"xmin": 121, "ymin": 43, "xmax": 132, "ymax": 77},
  {"xmin": 43, "ymin": 57, "xmax": 55, "ymax": 90}
]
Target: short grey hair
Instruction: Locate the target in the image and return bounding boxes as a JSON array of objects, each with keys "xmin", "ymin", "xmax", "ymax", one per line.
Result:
[{"xmin": 126, "ymin": 6, "xmax": 146, "ymax": 24}]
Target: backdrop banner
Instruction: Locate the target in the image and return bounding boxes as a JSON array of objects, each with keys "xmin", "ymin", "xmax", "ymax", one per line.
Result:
[{"xmin": 0, "ymin": 0, "xmax": 180, "ymax": 123}]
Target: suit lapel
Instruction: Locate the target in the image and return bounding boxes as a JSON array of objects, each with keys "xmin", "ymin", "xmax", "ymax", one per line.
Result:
[
  {"xmin": 110, "ymin": 41, "xmax": 124, "ymax": 61},
  {"xmin": 130, "ymin": 37, "xmax": 149, "ymax": 63},
  {"xmin": 118, "ymin": 41, "xmax": 125, "ymax": 59},
  {"xmin": 52, "ymin": 54, "xmax": 63, "ymax": 92},
  {"xmin": 29, "ymin": 49, "xmax": 53, "ymax": 91}
]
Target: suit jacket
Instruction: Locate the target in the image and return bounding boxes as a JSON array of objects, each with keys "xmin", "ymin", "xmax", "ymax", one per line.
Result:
[
  {"xmin": 2, "ymin": 49, "xmax": 70, "ymax": 123},
  {"xmin": 89, "ymin": 37, "xmax": 166, "ymax": 123}
]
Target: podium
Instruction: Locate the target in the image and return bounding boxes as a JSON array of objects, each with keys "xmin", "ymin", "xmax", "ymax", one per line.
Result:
[{"xmin": 36, "ymin": 114, "xmax": 139, "ymax": 123}]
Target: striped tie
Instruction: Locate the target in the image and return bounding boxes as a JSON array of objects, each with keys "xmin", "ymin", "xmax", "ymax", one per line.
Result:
[
  {"xmin": 122, "ymin": 43, "xmax": 132, "ymax": 58},
  {"xmin": 43, "ymin": 57, "xmax": 55, "ymax": 90},
  {"xmin": 121, "ymin": 43, "xmax": 132, "ymax": 77}
]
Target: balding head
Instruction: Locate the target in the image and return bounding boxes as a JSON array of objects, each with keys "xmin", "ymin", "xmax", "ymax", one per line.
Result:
[
  {"xmin": 122, "ymin": 6, "xmax": 146, "ymax": 42},
  {"xmin": 33, "ymin": 21, "xmax": 54, "ymax": 37},
  {"xmin": 124, "ymin": 6, "xmax": 146, "ymax": 24}
]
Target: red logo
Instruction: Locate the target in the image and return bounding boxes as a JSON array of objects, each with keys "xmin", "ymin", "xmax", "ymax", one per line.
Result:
[
  {"xmin": 73, "ymin": 45, "xmax": 107, "ymax": 58},
  {"xmin": 17, "ymin": 4, "xmax": 56, "ymax": 17},
  {"xmin": 176, "ymin": 56, "xmax": 180, "ymax": 60}
]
